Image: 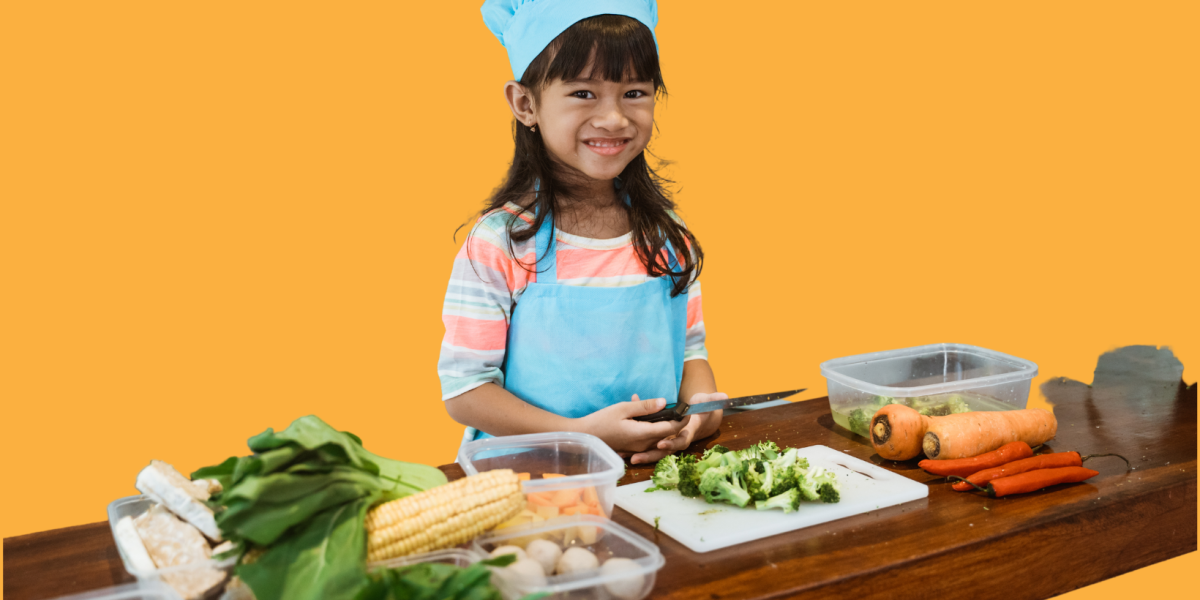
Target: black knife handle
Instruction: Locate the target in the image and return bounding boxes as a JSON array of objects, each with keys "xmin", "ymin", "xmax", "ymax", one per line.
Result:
[{"xmin": 632, "ymin": 403, "xmax": 686, "ymax": 422}]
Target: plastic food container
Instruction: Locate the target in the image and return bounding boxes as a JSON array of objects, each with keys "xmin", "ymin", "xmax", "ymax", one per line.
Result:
[
  {"xmin": 42, "ymin": 581, "xmax": 179, "ymax": 600},
  {"xmin": 106, "ymin": 495, "xmax": 236, "ymax": 592},
  {"xmin": 472, "ymin": 515, "xmax": 664, "ymax": 600},
  {"xmin": 370, "ymin": 547, "xmax": 487, "ymax": 570},
  {"xmin": 819, "ymin": 343, "xmax": 1038, "ymax": 438},
  {"xmin": 458, "ymin": 432, "xmax": 625, "ymax": 520}
]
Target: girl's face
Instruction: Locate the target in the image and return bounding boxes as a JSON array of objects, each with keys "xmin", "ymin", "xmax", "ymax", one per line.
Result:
[{"xmin": 512, "ymin": 68, "xmax": 656, "ymax": 183}]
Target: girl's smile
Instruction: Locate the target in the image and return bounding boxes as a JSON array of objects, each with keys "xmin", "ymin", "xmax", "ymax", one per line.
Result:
[{"xmin": 582, "ymin": 137, "xmax": 631, "ymax": 156}]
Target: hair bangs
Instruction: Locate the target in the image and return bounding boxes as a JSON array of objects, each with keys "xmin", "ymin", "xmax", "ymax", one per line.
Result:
[{"xmin": 524, "ymin": 14, "xmax": 664, "ymax": 94}]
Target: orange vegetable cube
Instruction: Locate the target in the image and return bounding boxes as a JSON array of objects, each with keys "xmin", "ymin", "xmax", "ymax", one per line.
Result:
[
  {"xmin": 549, "ymin": 488, "xmax": 582, "ymax": 507},
  {"xmin": 582, "ymin": 486, "xmax": 599, "ymax": 505},
  {"xmin": 517, "ymin": 473, "xmax": 531, "ymax": 481},
  {"xmin": 542, "ymin": 473, "xmax": 567, "ymax": 479}
]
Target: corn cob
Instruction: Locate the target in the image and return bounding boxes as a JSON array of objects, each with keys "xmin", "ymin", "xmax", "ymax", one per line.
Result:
[{"xmin": 365, "ymin": 469, "xmax": 524, "ymax": 562}]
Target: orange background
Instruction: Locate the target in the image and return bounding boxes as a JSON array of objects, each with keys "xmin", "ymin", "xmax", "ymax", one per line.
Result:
[{"xmin": 2, "ymin": 1, "xmax": 1196, "ymax": 598}]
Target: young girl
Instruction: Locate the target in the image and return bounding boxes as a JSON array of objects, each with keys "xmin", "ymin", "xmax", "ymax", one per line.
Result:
[{"xmin": 441, "ymin": 0, "xmax": 725, "ymax": 465}]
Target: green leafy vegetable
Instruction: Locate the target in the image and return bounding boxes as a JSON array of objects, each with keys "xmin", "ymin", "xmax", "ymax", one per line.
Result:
[{"xmin": 193, "ymin": 415, "xmax": 448, "ymax": 600}]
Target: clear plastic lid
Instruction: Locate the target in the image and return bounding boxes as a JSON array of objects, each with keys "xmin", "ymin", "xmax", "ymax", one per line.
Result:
[
  {"xmin": 42, "ymin": 581, "xmax": 178, "ymax": 600},
  {"xmin": 457, "ymin": 432, "xmax": 625, "ymax": 493},
  {"xmin": 368, "ymin": 547, "xmax": 488, "ymax": 571},
  {"xmin": 819, "ymin": 343, "xmax": 1038, "ymax": 397}
]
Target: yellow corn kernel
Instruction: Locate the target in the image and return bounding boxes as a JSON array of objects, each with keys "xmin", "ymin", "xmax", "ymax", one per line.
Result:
[
  {"xmin": 364, "ymin": 469, "xmax": 525, "ymax": 562},
  {"xmin": 365, "ymin": 469, "xmax": 519, "ymax": 532},
  {"xmin": 367, "ymin": 493, "xmax": 523, "ymax": 562}
]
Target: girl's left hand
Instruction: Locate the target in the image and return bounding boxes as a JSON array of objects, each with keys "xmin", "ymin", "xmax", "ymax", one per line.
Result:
[{"xmin": 629, "ymin": 392, "xmax": 727, "ymax": 465}]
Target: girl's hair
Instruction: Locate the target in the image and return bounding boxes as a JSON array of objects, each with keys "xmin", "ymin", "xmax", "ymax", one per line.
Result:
[{"xmin": 475, "ymin": 14, "xmax": 702, "ymax": 297}]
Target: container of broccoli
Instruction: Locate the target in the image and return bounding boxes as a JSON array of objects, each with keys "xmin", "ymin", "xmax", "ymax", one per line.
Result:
[{"xmin": 819, "ymin": 343, "xmax": 1039, "ymax": 438}]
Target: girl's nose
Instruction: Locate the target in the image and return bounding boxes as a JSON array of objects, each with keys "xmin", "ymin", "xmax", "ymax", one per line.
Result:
[{"xmin": 591, "ymin": 100, "xmax": 630, "ymax": 131}]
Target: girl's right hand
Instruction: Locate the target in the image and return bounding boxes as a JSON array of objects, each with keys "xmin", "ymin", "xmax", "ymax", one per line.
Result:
[{"xmin": 578, "ymin": 395, "xmax": 688, "ymax": 455}]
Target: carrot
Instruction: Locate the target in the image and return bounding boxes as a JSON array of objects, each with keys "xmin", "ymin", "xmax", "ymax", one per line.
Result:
[
  {"xmin": 871, "ymin": 405, "xmax": 932, "ymax": 461},
  {"xmin": 516, "ymin": 472, "xmax": 531, "ymax": 481},
  {"xmin": 922, "ymin": 408, "xmax": 1057, "ymax": 460},
  {"xmin": 951, "ymin": 466, "xmax": 1098, "ymax": 497},
  {"xmin": 549, "ymin": 488, "xmax": 582, "ymax": 507},
  {"xmin": 919, "ymin": 442, "xmax": 1033, "ymax": 477},
  {"xmin": 951, "ymin": 452, "xmax": 1130, "ymax": 491},
  {"xmin": 542, "ymin": 473, "xmax": 567, "ymax": 479}
]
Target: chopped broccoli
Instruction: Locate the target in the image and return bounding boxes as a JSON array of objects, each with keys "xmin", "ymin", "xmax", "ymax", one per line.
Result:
[
  {"xmin": 703, "ymin": 445, "xmax": 731, "ymax": 458},
  {"xmin": 745, "ymin": 461, "xmax": 771, "ymax": 502},
  {"xmin": 847, "ymin": 408, "xmax": 874, "ymax": 437},
  {"xmin": 915, "ymin": 394, "xmax": 971, "ymax": 416},
  {"xmin": 755, "ymin": 487, "xmax": 802, "ymax": 513},
  {"xmin": 699, "ymin": 466, "xmax": 751, "ymax": 507},
  {"xmin": 677, "ymin": 455, "xmax": 702, "ymax": 498},
  {"xmin": 797, "ymin": 467, "xmax": 841, "ymax": 503},
  {"xmin": 646, "ymin": 454, "xmax": 680, "ymax": 492},
  {"xmin": 720, "ymin": 450, "xmax": 746, "ymax": 473}
]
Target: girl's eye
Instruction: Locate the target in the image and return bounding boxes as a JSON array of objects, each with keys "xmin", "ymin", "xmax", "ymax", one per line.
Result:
[
  {"xmin": 625, "ymin": 90, "xmax": 649, "ymax": 99},
  {"xmin": 571, "ymin": 91, "xmax": 595, "ymax": 99}
]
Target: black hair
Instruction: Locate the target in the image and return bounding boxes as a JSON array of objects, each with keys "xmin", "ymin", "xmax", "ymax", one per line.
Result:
[{"xmin": 470, "ymin": 14, "xmax": 702, "ymax": 296}]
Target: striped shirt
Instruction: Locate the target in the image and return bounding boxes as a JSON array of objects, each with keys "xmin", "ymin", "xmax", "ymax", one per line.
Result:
[{"xmin": 439, "ymin": 202, "xmax": 707, "ymax": 401}]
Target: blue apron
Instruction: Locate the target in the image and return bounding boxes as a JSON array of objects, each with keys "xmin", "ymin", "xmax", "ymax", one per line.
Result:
[{"xmin": 461, "ymin": 211, "xmax": 689, "ymax": 446}]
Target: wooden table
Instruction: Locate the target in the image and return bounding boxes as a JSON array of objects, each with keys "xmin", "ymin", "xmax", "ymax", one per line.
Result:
[{"xmin": 5, "ymin": 350, "xmax": 1196, "ymax": 600}]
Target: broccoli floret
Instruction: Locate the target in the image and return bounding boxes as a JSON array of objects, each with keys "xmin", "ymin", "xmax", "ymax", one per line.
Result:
[
  {"xmin": 914, "ymin": 394, "xmax": 972, "ymax": 417},
  {"xmin": 755, "ymin": 487, "xmax": 802, "ymax": 513},
  {"xmin": 797, "ymin": 467, "xmax": 841, "ymax": 503},
  {"xmin": 646, "ymin": 454, "xmax": 680, "ymax": 492},
  {"xmin": 743, "ymin": 461, "xmax": 767, "ymax": 502},
  {"xmin": 847, "ymin": 408, "xmax": 874, "ymax": 437},
  {"xmin": 677, "ymin": 455, "xmax": 702, "ymax": 498},
  {"xmin": 699, "ymin": 466, "xmax": 751, "ymax": 507},
  {"xmin": 703, "ymin": 445, "xmax": 731, "ymax": 458},
  {"xmin": 720, "ymin": 450, "xmax": 745, "ymax": 473},
  {"xmin": 818, "ymin": 481, "xmax": 840, "ymax": 504},
  {"xmin": 751, "ymin": 440, "xmax": 780, "ymax": 461}
]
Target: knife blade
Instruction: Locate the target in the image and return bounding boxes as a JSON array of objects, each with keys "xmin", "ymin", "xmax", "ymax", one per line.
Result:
[
  {"xmin": 684, "ymin": 388, "xmax": 806, "ymax": 415},
  {"xmin": 632, "ymin": 388, "xmax": 806, "ymax": 422}
]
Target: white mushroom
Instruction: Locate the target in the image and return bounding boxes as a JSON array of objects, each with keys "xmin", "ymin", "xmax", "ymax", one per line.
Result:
[
  {"xmin": 504, "ymin": 557, "xmax": 548, "ymax": 588},
  {"xmin": 600, "ymin": 557, "xmax": 646, "ymax": 599},
  {"xmin": 524, "ymin": 539, "xmax": 562, "ymax": 576},
  {"xmin": 555, "ymin": 546, "xmax": 599, "ymax": 575},
  {"xmin": 489, "ymin": 545, "xmax": 528, "ymax": 562}
]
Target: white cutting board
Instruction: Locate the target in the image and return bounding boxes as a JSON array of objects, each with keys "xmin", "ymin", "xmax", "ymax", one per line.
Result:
[{"xmin": 615, "ymin": 445, "xmax": 928, "ymax": 553}]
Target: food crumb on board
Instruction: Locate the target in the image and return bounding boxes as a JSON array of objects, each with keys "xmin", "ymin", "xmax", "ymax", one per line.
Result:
[{"xmin": 983, "ymin": 507, "xmax": 990, "ymax": 510}]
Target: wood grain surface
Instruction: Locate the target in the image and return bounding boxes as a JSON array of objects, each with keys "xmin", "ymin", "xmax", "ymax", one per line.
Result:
[{"xmin": 5, "ymin": 348, "xmax": 1195, "ymax": 600}]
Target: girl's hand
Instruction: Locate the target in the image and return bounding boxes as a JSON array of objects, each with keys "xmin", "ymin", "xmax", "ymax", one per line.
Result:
[
  {"xmin": 629, "ymin": 392, "xmax": 728, "ymax": 465},
  {"xmin": 578, "ymin": 394, "xmax": 688, "ymax": 456}
]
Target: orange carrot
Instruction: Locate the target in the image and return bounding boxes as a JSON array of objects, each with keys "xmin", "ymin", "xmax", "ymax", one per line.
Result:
[
  {"xmin": 542, "ymin": 473, "xmax": 567, "ymax": 479},
  {"xmin": 582, "ymin": 486, "xmax": 600, "ymax": 505},
  {"xmin": 516, "ymin": 472, "xmax": 531, "ymax": 481},
  {"xmin": 871, "ymin": 405, "xmax": 932, "ymax": 461},
  {"xmin": 922, "ymin": 409, "xmax": 1057, "ymax": 460},
  {"xmin": 549, "ymin": 488, "xmax": 581, "ymax": 507}
]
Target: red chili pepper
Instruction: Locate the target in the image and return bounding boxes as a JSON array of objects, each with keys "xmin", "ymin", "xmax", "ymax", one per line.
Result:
[
  {"xmin": 951, "ymin": 452, "xmax": 1130, "ymax": 491},
  {"xmin": 952, "ymin": 452, "xmax": 1081, "ymax": 491},
  {"xmin": 952, "ymin": 466, "xmax": 1099, "ymax": 497},
  {"xmin": 918, "ymin": 441, "xmax": 1033, "ymax": 478}
]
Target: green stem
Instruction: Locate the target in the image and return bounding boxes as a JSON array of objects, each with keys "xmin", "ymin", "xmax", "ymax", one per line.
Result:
[
  {"xmin": 1081, "ymin": 453, "xmax": 1132, "ymax": 471},
  {"xmin": 948, "ymin": 476, "xmax": 991, "ymax": 495}
]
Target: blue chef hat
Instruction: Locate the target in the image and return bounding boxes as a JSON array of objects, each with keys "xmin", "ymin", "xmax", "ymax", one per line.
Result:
[{"xmin": 482, "ymin": 0, "xmax": 659, "ymax": 81}]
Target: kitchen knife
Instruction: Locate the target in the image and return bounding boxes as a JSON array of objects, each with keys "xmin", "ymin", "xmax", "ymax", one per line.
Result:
[{"xmin": 632, "ymin": 389, "xmax": 806, "ymax": 423}]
